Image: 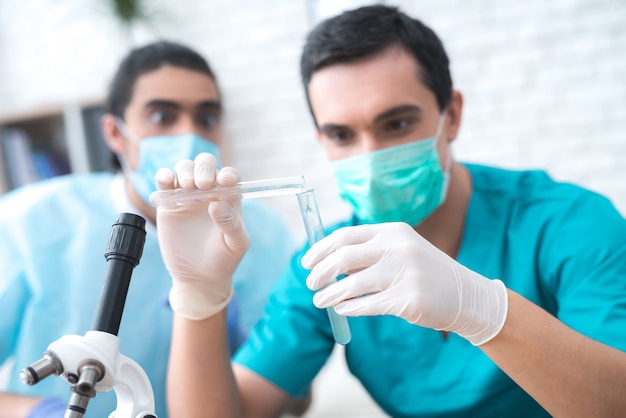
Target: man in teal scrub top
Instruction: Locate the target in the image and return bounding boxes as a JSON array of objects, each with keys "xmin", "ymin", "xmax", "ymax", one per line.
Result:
[{"xmin": 158, "ymin": 5, "xmax": 626, "ymax": 417}]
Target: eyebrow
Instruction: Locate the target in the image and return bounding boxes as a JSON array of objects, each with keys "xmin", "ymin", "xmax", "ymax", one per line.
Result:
[
  {"xmin": 144, "ymin": 99, "xmax": 222, "ymax": 112},
  {"xmin": 196, "ymin": 100, "xmax": 222, "ymax": 112},
  {"xmin": 318, "ymin": 104, "xmax": 423, "ymax": 134},
  {"xmin": 318, "ymin": 123, "xmax": 346, "ymax": 135},
  {"xmin": 373, "ymin": 104, "xmax": 422, "ymax": 123}
]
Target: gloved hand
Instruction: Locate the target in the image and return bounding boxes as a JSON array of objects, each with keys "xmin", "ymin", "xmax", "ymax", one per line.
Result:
[
  {"xmin": 27, "ymin": 397, "xmax": 66, "ymax": 418},
  {"xmin": 301, "ymin": 222, "xmax": 508, "ymax": 346},
  {"xmin": 156, "ymin": 152, "xmax": 250, "ymax": 320}
]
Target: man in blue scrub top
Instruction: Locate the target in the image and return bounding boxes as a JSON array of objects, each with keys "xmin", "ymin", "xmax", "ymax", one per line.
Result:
[
  {"xmin": 0, "ymin": 41, "xmax": 294, "ymax": 417},
  {"xmin": 158, "ymin": 6, "xmax": 626, "ymax": 418}
]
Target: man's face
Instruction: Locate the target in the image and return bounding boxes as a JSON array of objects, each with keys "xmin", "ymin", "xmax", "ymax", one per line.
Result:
[
  {"xmin": 120, "ymin": 65, "xmax": 223, "ymax": 169},
  {"xmin": 308, "ymin": 46, "xmax": 443, "ymax": 161}
]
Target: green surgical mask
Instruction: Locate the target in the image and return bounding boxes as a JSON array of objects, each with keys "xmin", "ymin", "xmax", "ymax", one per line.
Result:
[{"xmin": 331, "ymin": 115, "xmax": 449, "ymax": 227}]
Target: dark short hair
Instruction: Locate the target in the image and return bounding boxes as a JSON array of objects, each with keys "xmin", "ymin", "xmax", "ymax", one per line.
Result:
[
  {"xmin": 105, "ymin": 40, "xmax": 217, "ymax": 118},
  {"xmin": 300, "ymin": 5, "xmax": 453, "ymax": 123}
]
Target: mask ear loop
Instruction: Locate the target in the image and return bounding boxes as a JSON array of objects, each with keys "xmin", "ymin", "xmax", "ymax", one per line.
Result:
[
  {"xmin": 434, "ymin": 112, "xmax": 452, "ymax": 171},
  {"xmin": 114, "ymin": 118, "xmax": 141, "ymax": 179},
  {"xmin": 434, "ymin": 111, "xmax": 452, "ymax": 204},
  {"xmin": 115, "ymin": 118, "xmax": 141, "ymax": 145}
]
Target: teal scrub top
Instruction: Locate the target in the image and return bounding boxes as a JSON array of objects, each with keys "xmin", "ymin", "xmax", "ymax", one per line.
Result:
[
  {"xmin": 0, "ymin": 172, "xmax": 295, "ymax": 418},
  {"xmin": 234, "ymin": 164, "xmax": 626, "ymax": 417}
]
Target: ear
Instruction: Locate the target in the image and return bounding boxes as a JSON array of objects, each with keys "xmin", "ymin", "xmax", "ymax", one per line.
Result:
[
  {"xmin": 445, "ymin": 90, "xmax": 464, "ymax": 143},
  {"xmin": 315, "ymin": 128, "xmax": 324, "ymax": 143},
  {"xmin": 100, "ymin": 113, "xmax": 125, "ymax": 154}
]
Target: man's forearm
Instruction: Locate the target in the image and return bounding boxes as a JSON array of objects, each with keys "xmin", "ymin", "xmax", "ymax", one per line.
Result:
[
  {"xmin": 482, "ymin": 290, "xmax": 626, "ymax": 417},
  {"xmin": 167, "ymin": 310, "xmax": 241, "ymax": 418}
]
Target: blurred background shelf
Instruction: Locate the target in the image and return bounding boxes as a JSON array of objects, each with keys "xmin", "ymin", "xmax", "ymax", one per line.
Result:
[{"xmin": 0, "ymin": 102, "xmax": 114, "ymax": 194}]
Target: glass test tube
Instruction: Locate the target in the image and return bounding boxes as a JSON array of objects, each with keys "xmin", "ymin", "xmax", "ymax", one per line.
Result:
[
  {"xmin": 297, "ymin": 189, "xmax": 352, "ymax": 345},
  {"xmin": 149, "ymin": 176, "xmax": 305, "ymax": 207}
]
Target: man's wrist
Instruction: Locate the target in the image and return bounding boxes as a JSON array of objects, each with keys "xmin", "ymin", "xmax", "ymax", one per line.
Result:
[
  {"xmin": 446, "ymin": 266, "xmax": 509, "ymax": 346},
  {"xmin": 464, "ymin": 278, "xmax": 508, "ymax": 345},
  {"xmin": 169, "ymin": 282, "xmax": 233, "ymax": 320}
]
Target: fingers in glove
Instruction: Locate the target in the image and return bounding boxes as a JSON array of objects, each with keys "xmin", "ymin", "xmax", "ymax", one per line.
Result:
[
  {"xmin": 312, "ymin": 264, "xmax": 388, "ymax": 308},
  {"xmin": 209, "ymin": 201, "xmax": 250, "ymax": 254},
  {"xmin": 315, "ymin": 279, "xmax": 417, "ymax": 321},
  {"xmin": 304, "ymin": 228, "xmax": 389, "ymax": 290},
  {"xmin": 216, "ymin": 166, "xmax": 243, "ymax": 206},
  {"xmin": 302, "ymin": 224, "xmax": 381, "ymax": 269},
  {"xmin": 216, "ymin": 166, "xmax": 241, "ymax": 187},
  {"xmin": 194, "ymin": 152, "xmax": 219, "ymax": 189},
  {"xmin": 305, "ymin": 243, "xmax": 383, "ymax": 290},
  {"xmin": 332, "ymin": 291, "xmax": 402, "ymax": 318},
  {"xmin": 174, "ymin": 159, "xmax": 196, "ymax": 189},
  {"xmin": 156, "ymin": 168, "xmax": 176, "ymax": 191}
]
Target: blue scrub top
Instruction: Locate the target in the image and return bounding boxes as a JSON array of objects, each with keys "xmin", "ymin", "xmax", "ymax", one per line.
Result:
[
  {"xmin": 234, "ymin": 163, "xmax": 626, "ymax": 417},
  {"xmin": 0, "ymin": 172, "xmax": 296, "ymax": 417}
]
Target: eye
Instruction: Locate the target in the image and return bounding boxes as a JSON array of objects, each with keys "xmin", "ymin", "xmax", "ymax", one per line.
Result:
[
  {"xmin": 325, "ymin": 128, "xmax": 354, "ymax": 143},
  {"xmin": 195, "ymin": 111, "xmax": 220, "ymax": 131},
  {"xmin": 148, "ymin": 109, "xmax": 177, "ymax": 126},
  {"xmin": 383, "ymin": 118, "xmax": 414, "ymax": 133}
]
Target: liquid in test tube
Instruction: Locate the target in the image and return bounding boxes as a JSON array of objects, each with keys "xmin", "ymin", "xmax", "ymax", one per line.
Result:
[{"xmin": 297, "ymin": 189, "xmax": 352, "ymax": 345}]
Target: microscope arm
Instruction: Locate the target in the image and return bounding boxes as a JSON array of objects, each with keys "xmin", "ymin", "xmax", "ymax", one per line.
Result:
[{"xmin": 109, "ymin": 348, "xmax": 156, "ymax": 418}]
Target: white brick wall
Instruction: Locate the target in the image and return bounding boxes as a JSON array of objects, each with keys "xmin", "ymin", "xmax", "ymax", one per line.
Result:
[
  {"xmin": 1, "ymin": 0, "xmax": 624, "ymax": 241},
  {"xmin": 401, "ymin": 0, "xmax": 626, "ymax": 219}
]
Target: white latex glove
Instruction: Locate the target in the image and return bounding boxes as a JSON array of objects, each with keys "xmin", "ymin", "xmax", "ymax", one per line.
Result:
[
  {"xmin": 301, "ymin": 222, "xmax": 508, "ymax": 346},
  {"xmin": 156, "ymin": 152, "xmax": 250, "ymax": 320}
]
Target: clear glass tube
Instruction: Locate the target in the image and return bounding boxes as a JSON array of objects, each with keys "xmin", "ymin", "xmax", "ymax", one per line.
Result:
[
  {"xmin": 297, "ymin": 189, "xmax": 352, "ymax": 345},
  {"xmin": 149, "ymin": 176, "xmax": 306, "ymax": 207}
]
